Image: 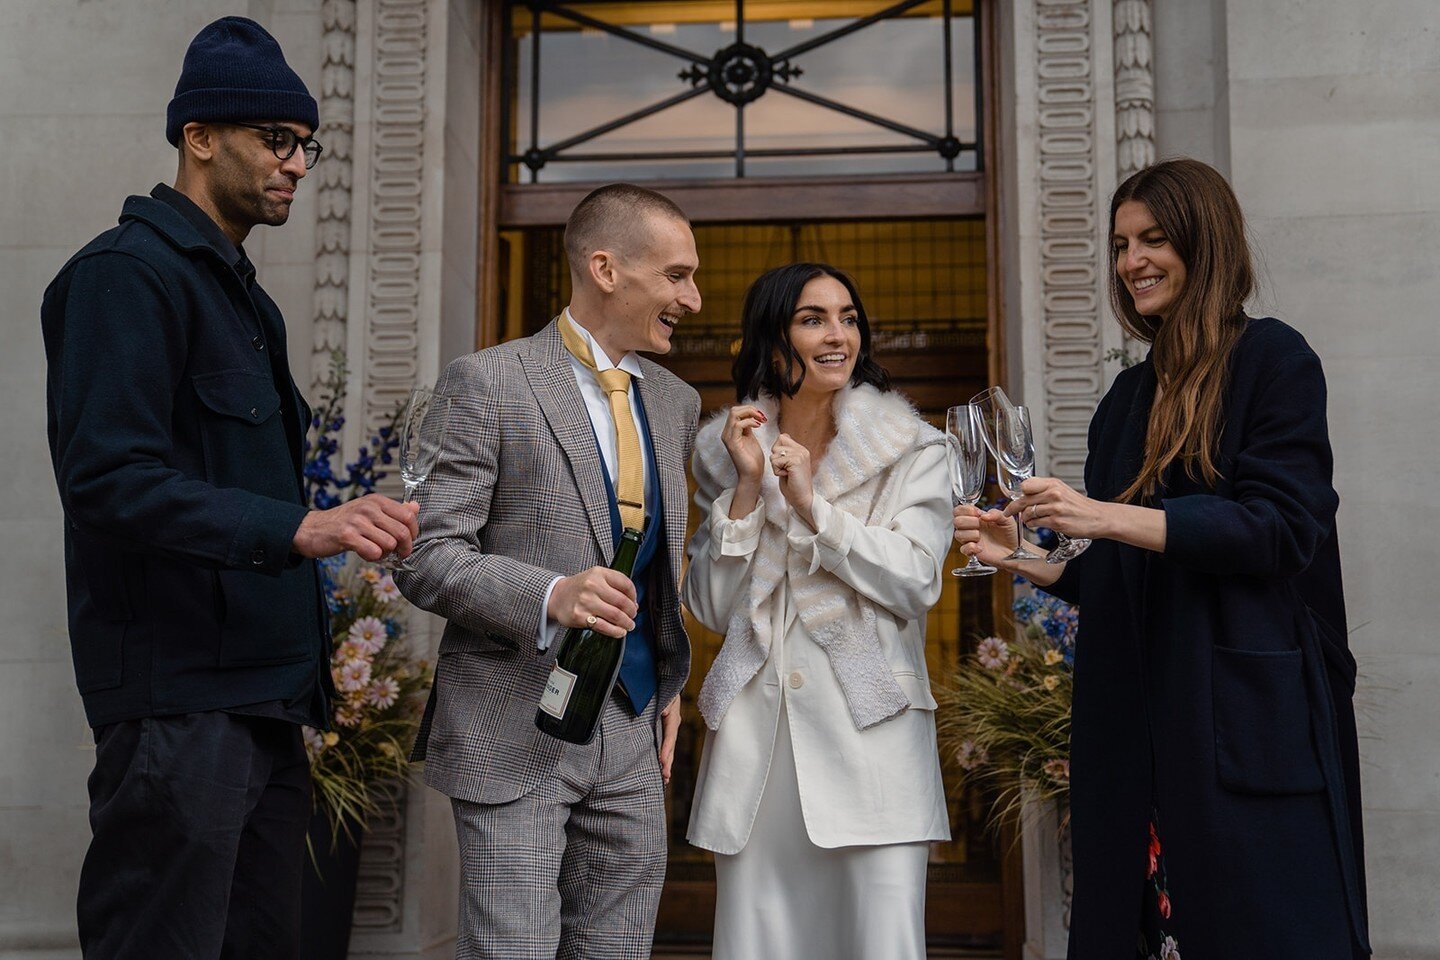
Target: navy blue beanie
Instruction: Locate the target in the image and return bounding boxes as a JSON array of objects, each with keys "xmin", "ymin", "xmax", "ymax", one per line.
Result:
[{"xmin": 166, "ymin": 17, "xmax": 319, "ymax": 147}]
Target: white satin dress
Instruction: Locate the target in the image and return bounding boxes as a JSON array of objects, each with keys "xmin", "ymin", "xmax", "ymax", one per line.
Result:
[{"xmin": 707, "ymin": 582, "xmax": 932, "ymax": 960}]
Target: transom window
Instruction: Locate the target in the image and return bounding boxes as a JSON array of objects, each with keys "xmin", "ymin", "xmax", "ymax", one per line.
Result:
[{"xmin": 504, "ymin": 1, "xmax": 982, "ymax": 182}]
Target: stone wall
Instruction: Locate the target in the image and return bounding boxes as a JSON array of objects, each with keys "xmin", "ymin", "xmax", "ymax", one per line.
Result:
[
  {"xmin": 0, "ymin": 1, "xmax": 471, "ymax": 955},
  {"xmin": 0, "ymin": 3, "xmax": 316, "ymax": 954},
  {"xmin": 2, "ymin": 1, "xmax": 1437, "ymax": 957},
  {"xmin": 1213, "ymin": 1, "xmax": 1440, "ymax": 953}
]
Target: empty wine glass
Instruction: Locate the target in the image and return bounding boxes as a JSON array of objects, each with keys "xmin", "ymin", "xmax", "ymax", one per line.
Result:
[
  {"xmin": 971, "ymin": 387, "xmax": 1091, "ymax": 564},
  {"xmin": 946, "ymin": 404, "xmax": 997, "ymax": 578},
  {"xmin": 971, "ymin": 390, "xmax": 1045, "ymax": 562},
  {"xmin": 379, "ymin": 387, "xmax": 451, "ymax": 571}
]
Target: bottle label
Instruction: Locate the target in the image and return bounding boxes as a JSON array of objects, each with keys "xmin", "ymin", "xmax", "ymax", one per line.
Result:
[{"xmin": 539, "ymin": 664, "xmax": 578, "ymax": 719}]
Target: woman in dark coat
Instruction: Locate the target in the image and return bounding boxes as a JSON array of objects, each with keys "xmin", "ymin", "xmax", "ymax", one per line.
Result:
[{"xmin": 954, "ymin": 158, "xmax": 1369, "ymax": 959}]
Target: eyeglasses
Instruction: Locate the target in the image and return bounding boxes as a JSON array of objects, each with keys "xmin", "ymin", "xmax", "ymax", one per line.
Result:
[{"xmin": 228, "ymin": 121, "xmax": 324, "ymax": 169}]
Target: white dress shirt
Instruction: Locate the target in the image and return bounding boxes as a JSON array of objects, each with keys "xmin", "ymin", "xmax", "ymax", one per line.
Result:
[{"xmin": 537, "ymin": 307, "xmax": 650, "ymax": 650}]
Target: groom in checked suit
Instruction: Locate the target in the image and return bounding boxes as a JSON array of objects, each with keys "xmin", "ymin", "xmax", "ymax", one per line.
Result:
[{"xmin": 396, "ymin": 183, "xmax": 702, "ymax": 960}]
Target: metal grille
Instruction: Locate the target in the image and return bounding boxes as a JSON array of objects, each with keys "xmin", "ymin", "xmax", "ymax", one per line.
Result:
[
  {"xmin": 505, "ymin": 1, "xmax": 982, "ymax": 181},
  {"xmin": 518, "ymin": 218, "xmax": 988, "ymax": 357}
]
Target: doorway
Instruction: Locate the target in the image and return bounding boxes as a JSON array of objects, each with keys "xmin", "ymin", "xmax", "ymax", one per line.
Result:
[
  {"xmin": 501, "ymin": 217, "xmax": 1009, "ymax": 952},
  {"xmin": 479, "ymin": 1, "xmax": 1019, "ymax": 954}
]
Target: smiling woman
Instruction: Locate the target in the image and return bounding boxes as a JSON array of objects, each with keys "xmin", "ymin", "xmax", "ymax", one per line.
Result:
[
  {"xmin": 1110, "ymin": 201, "xmax": 1187, "ymax": 328},
  {"xmin": 729, "ymin": 262, "xmax": 890, "ymax": 404},
  {"xmin": 682, "ymin": 260, "xmax": 954, "ymax": 960}
]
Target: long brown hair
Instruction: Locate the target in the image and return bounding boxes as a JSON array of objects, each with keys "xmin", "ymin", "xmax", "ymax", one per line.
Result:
[{"xmin": 1108, "ymin": 158, "xmax": 1255, "ymax": 502}]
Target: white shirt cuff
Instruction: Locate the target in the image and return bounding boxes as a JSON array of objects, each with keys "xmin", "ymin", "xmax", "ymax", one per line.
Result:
[
  {"xmin": 538, "ymin": 576, "xmax": 565, "ymax": 651},
  {"xmin": 786, "ymin": 494, "xmax": 852, "ymax": 573},
  {"xmin": 707, "ymin": 489, "xmax": 766, "ymax": 559}
]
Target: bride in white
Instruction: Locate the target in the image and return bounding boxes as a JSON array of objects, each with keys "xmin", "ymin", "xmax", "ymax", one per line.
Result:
[{"xmin": 683, "ymin": 262, "xmax": 953, "ymax": 960}]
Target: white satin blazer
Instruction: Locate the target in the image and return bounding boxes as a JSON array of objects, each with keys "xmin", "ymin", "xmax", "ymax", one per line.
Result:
[{"xmin": 682, "ymin": 434, "xmax": 954, "ymax": 853}]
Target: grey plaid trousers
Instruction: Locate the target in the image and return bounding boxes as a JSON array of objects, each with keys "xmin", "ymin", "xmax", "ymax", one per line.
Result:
[{"xmin": 451, "ymin": 696, "xmax": 666, "ymax": 960}]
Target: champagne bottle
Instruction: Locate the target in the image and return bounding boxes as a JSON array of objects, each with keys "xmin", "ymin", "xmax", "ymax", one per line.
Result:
[{"xmin": 535, "ymin": 527, "xmax": 644, "ymax": 745}]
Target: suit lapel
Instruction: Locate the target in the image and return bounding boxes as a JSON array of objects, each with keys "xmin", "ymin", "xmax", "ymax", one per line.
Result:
[
  {"xmin": 522, "ymin": 321, "xmax": 615, "ymax": 556},
  {"xmin": 636, "ymin": 368, "xmax": 687, "ymax": 584}
]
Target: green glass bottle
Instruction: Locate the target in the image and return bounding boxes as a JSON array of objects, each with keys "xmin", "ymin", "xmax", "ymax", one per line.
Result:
[{"xmin": 535, "ymin": 527, "xmax": 644, "ymax": 745}]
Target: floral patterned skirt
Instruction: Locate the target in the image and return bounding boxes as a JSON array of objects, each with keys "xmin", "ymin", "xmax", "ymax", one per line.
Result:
[{"xmin": 1137, "ymin": 814, "xmax": 1180, "ymax": 960}]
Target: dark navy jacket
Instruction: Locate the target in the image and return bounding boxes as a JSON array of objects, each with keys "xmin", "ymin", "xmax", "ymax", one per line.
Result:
[
  {"xmin": 1048, "ymin": 317, "xmax": 1368, "ymax": 959},
  {"xmin": 42, "ymin": 186, "xmax": 329, "ymax": 728}
]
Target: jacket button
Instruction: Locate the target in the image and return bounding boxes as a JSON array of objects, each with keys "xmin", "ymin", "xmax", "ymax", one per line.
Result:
[
  {"xmin": 250, "ymin": 407, "xmax": 259, "ymax": 419},
  {"xmin": 250, "ymin": 549, "xmax": 266, "ymax": 566},
  {"xmin": 252, "ymin": 336, "xmax": 265, "ymax": 351},
  {"xmin": 788, "ymin": 671, "xmax": 804, "ymax": 689}
]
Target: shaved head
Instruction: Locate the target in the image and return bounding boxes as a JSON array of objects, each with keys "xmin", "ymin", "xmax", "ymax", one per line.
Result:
[{"xmin": 564, "ymin": 183, "xmax": 690, "ymax": 281}]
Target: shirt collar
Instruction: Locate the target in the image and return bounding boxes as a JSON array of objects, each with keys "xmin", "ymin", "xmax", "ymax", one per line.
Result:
[
  {"xmin": 563, "ymin": 307, "xmax": 645, "ymax": 379},
  {"xmin": 151, "ymin": 183, "xmax": 249, "ymax": 277}
]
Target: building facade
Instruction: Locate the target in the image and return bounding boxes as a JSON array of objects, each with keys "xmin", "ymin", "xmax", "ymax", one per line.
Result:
[{"xmin": 1, "ymin": 1, "xmax": 1436, "ymax": 957}]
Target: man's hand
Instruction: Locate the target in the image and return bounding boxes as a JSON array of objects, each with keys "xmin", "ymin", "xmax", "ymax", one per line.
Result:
[
  {"xmin": 547, "ymin": 567, "xmax": 638, "ymax": 639},
  {"xmin": 659, "ymin": 695, "xmax": 681, "ymax": 786},
  {"xmin": 292, "ymin": 495, "xmax": 420, "ymax": 561}
]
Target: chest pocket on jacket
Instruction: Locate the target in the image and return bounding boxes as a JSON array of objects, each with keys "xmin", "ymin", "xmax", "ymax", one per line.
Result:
[{"xmin": 192, "ymin": 370, "xmax": 292, "ymax": 498}]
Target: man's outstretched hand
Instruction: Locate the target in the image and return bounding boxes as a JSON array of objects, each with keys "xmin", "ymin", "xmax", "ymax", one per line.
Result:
[{"xmin": 292, "ymin": 494, "xmax": 421, "ymax": 561}]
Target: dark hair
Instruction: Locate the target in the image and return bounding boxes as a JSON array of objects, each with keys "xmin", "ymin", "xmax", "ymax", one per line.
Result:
[
  {"xmin": 563, "ymin": 182, "xmax": 690, "ymax": 278},
  {"xmin": 1107, "ymin": 157, "xmax": 1255, "ymax": 502},
  {"xmin": 731, "ymin": 262, "xmax": 892, "ymax": 403}
]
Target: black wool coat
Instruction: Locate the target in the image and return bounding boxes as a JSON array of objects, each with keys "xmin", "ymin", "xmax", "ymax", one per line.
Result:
[
  {"xmin": 42, "ymin": 189, "xmax": 329, "ymax": 728},
  {"xmin": 1046, "ymin": 317, "xmax": 1369, "ymax": 959}
]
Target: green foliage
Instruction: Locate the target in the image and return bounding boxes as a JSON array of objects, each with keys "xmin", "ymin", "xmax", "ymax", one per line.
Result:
[{"xmin": 935, "ymin": 588, "xmax": 1075, "ymax": 831}]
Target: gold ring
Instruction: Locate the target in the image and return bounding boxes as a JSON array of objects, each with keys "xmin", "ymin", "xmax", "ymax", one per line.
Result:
[{"xmin": 586, "ymin": 615, "xmax": 598, "ymax": 626}]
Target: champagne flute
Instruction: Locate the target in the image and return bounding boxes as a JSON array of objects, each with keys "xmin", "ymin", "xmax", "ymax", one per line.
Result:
[
  {"xmin": 379, "ymin": 387, "xmax": 451, "ymax": 571},
  {"xmin": 971, "ymin": 387, "xmax": 1091, "ymax": 564},
  {"xmin": 946, "ymin": 404, "xmax": 997, "ymax": 577},
  {"xmin": 971, "ymin": 391, "xmax": 1045, "ymax": 562}
]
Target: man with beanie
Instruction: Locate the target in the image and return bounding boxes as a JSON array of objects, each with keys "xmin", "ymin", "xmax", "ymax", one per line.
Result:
[{"xmin": 41, "ymin": 17, "xmax": 419, "ymax": 959}]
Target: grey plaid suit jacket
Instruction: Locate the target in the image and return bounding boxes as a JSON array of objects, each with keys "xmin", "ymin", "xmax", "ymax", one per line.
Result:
[{"xmin": 396, "ymin": 319, "xmax": 700, "ymax": 805}]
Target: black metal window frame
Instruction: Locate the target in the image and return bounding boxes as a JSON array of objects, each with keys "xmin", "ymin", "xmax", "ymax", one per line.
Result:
[{"xmin": 504, "ymin": 0, "xmax": 985, "ymax": 182}]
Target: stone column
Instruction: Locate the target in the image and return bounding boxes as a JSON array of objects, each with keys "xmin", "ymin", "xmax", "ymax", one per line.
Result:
[
  {"xmin": 1005, "ymin": 0, "xmax": 1122, "ymax": 496},
  {"xmin": 1001, "ymin": 0, "xmax": 1151, "ymax": 954},
  {"xmin": 313, "ymin": 0, "xmax": 359, "ymax": 387},
  {"xmin": 321, "ymin": 1, "xmax": 472, "ymax": 956}
]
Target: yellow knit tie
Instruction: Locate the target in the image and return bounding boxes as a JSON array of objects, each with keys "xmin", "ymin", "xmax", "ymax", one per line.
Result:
[{"xmin": 558, "ymin": 314, "xmax": 646, "ymax": 530}]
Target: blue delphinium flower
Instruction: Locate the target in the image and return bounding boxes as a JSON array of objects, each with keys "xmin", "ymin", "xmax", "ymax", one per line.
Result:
[
  {"xmin": 302, "ymin": 351, "xmax": 403, "ymax": 510},
  {"xmin": 1013, "ymin": 581, "xmax": 1079, "ymax": 667}
]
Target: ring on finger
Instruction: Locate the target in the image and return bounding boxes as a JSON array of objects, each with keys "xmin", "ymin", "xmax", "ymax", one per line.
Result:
[{"xmin": 586, "ymin": 615, "xmax": 597, "ymax": 626}]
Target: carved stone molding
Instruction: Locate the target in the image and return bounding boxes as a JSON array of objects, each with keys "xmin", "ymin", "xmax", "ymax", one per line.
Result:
[
  {"xmin": 1059, "ymin": 814, "xmax": 1075, "ymax": 929},
  {"xmin": 361, "ymin": 0, "xmax": 429, "ymax": 435},
  {"xmin": 313, "ymin": 0, "xmax": 358, "ymax": 391},
  {"xmin": 1113, "ymin": 0, "xmax": 1155, "ymax": 180},
  {"xmin": 1034, "ymin": 0, "xmax": 1107, "ymax": 491},
  {"xmin": 346, "ymin": 0, "xmax": 431, "ymax": 936},
  {"xmin": 354, "ymin": 781, "xmax": 408, "ymax": 931}
]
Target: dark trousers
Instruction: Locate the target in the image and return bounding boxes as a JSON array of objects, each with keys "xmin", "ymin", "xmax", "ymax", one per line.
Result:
[{"xmin": 77, "ymin": 712, "xmax": 311, "ymax": 960}]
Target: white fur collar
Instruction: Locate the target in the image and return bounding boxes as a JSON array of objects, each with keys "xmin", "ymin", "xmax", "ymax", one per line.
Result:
[{"xmin": 695, "ymin": 384, "xmax": 941, "ymax": 525}]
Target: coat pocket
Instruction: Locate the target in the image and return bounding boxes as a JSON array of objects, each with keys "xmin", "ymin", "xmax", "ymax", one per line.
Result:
[
  {"xmin": 191, "ymin": 370, "xmax": 291, "ymax": 497},
  {"xmin": 1212, "ymin": 645, "xmax": 1325, "ymax": 795},
  {"xmin": 73, "ymin": 621, "xmax": 126, "ymax": 693},
  {"xmin": 892, "ymin": 671, "xmax": 938, "ymax": 711},
  {"xmin": 214, "ymin": 567, "xmax": 314, "ymax": 666},
  {"xmin": 71, "ymin": 529, "xmax": 134, "ymax": 692}
]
